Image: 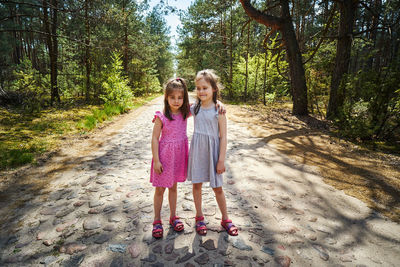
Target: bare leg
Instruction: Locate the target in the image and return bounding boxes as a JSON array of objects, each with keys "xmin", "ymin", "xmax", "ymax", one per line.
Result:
[
  {"xmin": 212, "ymin": 187, "xmax": 228, "ymax": 220},
  {"xmin": 192, "ymin": 183, "xmax": 203, "ymax": 217},
  {"xmin": 153, "ymin": 187, "xmax": 166, "ymax": 221},
  {"xmin": 168, "ymin": 183, "xmax": 177, "ymax": 218}
]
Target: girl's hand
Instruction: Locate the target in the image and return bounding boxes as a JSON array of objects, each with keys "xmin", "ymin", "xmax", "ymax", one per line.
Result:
[
  {"xmin": 216, "ymin": 100, "xmax": 226, "ymax": 114},
  {"xmin": 216, "ymin": 160, "xmax": 226, "ymax": 174},
  {"xmin": 153, "ymin": 161, "xmax": 163, "ymax": 174}
]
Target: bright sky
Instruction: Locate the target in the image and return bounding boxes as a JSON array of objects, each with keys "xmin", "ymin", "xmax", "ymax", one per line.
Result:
[{"xmin": 149, "ymin": 0, "xmax": 193, "ymax": 48}]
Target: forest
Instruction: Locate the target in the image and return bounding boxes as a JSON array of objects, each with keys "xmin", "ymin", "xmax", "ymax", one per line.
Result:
[{"xmin": 0, "ymin": 0, "xmax": 399, "ymax": 169}]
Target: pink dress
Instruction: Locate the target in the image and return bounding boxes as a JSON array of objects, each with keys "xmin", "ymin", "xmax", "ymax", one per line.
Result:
[{"xmin": 150, "ymin": 111, "xmax": 188, "ymax": 188}]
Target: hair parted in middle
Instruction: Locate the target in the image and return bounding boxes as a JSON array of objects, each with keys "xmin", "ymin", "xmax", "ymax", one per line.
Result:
[
  {"xmin": 163, "ymin": 77, "xmax": 190, "ymax": 121},
  {"xmin": 193, "ymin": 69, "xmax": 223, "ymax": 115}
]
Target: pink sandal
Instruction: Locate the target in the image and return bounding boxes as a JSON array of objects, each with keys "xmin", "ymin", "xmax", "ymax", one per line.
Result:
[
  {"xmin": 152, "ymin": 220, "xmax": 163, "ymax": 238},
  {"xmin": 170, "ymin": 216, "xmax": 184, "ymax": 232},
  {"xmin": 195, "ymin": 216, "xmax": 207, "ymax": 235},
  {"xmin": 221, "ymin": 219, "xmax": 238, "ymax": 236}
]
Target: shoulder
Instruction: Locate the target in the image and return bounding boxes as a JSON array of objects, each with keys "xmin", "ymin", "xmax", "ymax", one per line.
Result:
[{"xmin": 153, "ymin": 111, "xmax": 165, "ymax": 124}]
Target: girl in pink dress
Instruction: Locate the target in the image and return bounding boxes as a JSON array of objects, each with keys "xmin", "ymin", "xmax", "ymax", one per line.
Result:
[{"xmin": 150, "ymin": 78, "xmax": 190, "ymax": 238}]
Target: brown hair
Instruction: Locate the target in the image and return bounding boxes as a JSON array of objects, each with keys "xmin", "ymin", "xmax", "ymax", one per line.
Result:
[
  {"xmin": 193, "ymin": 69, "xmax": 223, "ymax": 115},
  {"xmin": 163, "ymin": 78, "xmax": 190, "ymax": 121}
]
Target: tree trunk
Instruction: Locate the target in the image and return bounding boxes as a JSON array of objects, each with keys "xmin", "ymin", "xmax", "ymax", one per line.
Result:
[
  {"xmin": 239, "ymin": 0, "xmax": 308, "ymax": 115},
  {"xmin": 254, "ymin": 53, "xmax": 259, "ymax": 99},
  {"xmin": 244, "ymin": 23, "xmax": 250, "ymax": 102},
  {"xmin": 263, "ymin": 51, "xmax": 267, "ymax": 106},
  {"xmin": 122, "ymin": 0, "xmax": 128, "ymax": 74},
  {"xmin": 85, "ymin": 0, "xmax": 91, "ymax": 101},
  {"xmin": 229, "ymin": 1, "xmax": 233, "ymax": 99},
  {"xmin": 326, "ymin": 0, "xmax": 357, "ymax": 119},
  {"xmin": 280, "ymin": 0, "xmax": 308, "ymax": 115},
  {"xmin": 51, "ymin": 0, "xmax": 60, "ymax": 105}
]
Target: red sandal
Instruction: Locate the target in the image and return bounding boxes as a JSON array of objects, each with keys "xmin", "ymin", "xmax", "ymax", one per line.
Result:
[
  {"xmin": 195, "ymin": 216, "xmax": 207, "ymax": 235},
  {"xmin": 169, "ymin": 216, "xmax": 184, "ymax": 232},
  {"xmin": 152, "ymin": 220, "xmax": 163, "ymax": 238},
  {"xmin": 221, "ymin": 219, "xmax": 238, "ymax": 236}
]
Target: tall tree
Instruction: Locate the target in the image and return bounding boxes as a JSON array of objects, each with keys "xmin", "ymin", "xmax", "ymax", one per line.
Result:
[
  {"xmin": 239, "ymin": 0, "xmax": 308, "ymax": 115},
  {"xmin": 326, "ymin": 0, "xmax": 358, "ymax": 119}
]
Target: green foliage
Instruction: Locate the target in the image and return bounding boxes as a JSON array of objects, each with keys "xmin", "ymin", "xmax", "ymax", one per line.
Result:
[
  {"xmin": 334, "ymin": 67, "xmax": 400, "ymax": 143},
  {"xmin": 305, "ymin": 41, "xmax": 336, "ymax": 117},
  {"xmin": 77, "ymin": 102, "xmax": 131, "ymax": 131},
  {"xmin": 9, "ymin": 58, "xmax": 50, "ymax": 111},
  {"xmin": 100, "ymin": 52, "xmax": 133, "ymax": 105}
]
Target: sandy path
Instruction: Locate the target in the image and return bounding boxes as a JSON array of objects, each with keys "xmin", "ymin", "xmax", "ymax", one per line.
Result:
[{"xmin": 0, "ymin": 95, "xmax": 399, "ymax": 266}]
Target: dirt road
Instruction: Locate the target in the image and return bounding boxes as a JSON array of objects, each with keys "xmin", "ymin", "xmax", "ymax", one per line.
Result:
[{"xmin": 0, "ymin": 96, "xmax": 399, "ymax": 266}]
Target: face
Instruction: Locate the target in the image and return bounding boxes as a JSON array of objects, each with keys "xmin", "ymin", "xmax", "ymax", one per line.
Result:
[
  {"xmin": 167, "ymin": 90, "xmax": 184, "ymax": 113},
  {"xmin": 195, "ymin": 78, "xmax": 214, "ymax": 102}
]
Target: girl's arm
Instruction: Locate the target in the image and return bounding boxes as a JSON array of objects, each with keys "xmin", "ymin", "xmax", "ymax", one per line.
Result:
[
  {"xmin": 151, "ymin": 117, "xmax": 163, "ymax": 174},
  {"xmin": 217, "ymin": 113, "xmax": 227, "ymax": 174}
]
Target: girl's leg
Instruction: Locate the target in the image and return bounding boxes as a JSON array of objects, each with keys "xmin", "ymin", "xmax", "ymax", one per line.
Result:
[
  {"xmin": 168, "ymin": 183, "xmax": 184, "ymax": 231},
  {"xmin": 193, "ymin": 183, "xmax": 207, "ymax": 235},
  {"xmin": 153, "ymin": 187, "xmax": 166, "ymax": 238},
  {"xmin": 212, "ymin": 187, "xmax": 228, "ymax": 220},
  {"xmin": 168, "ymin": 183, "xmax": 177, "ymax": 218},
  {"xmin": 154, "ymin": 187, "xmax": 166, "ymax": 221},
  {"xmin": 192, "ymin": 183, "xmax": 203, "ymax": 217},
  {"xmin": 213, "ymin": 187, "xmax": 238, "ymax": 236}
]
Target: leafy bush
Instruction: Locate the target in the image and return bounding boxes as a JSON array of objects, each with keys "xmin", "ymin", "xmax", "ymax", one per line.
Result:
[
  {"xmin": 4, "ymin": 58, "xmax": 49, "ymax": 111},
  {"xmin": 100, "ymin": 52, "xmax": 133, "ymax": 105},
  {"xmin": 334, "ymin": 67, "xmax": 400, "ymax": 142}
]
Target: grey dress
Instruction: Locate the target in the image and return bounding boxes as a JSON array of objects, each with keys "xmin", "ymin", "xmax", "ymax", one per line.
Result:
[{"xmin": 187, "ymin": 104, "xmax": 223, "ymax": 188}]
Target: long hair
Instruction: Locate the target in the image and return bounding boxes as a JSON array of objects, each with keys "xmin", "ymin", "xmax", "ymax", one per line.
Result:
[
  {"xmin": 163, "ymin": 78, "xmax": 190, "ymax": 120},
  {"xmin": 193, "ymin": 69, "xmax": 223, "ymax": 115}
]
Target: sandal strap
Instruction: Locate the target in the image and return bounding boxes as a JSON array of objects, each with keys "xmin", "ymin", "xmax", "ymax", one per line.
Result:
[
  {"xmin": 153, "ymin": 220, "xmax": 162, "ymax": 225},
  {"xmin": 195, "ymin": 216, "xmax": 204, "ymax": 222},
  {"xmin": 153, "ymin": 224, "xmax": 163, "ymax": 230},
  {"xmin": 170, "ymin": 216, "xmax": 183, "ymax": 226},
  {"xmin": 196, "ymin": 221, "xmax": 206, "ymax": 227}
]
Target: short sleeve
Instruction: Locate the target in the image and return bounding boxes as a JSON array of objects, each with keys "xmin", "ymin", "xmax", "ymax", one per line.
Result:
[
  {"xmin": 189, "ymin": 104, "xmax": 195, "ymax": 116},
  {"xmin": 152, "ymin": 111, "xmax": 165, "ymax": 125}
]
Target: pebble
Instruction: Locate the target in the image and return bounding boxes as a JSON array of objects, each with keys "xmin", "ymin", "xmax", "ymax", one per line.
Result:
[
  {"xmin": 108, "ymin": 244, "xmax": 127, "ymax": 253},
  {"xmin": 89, "ymin": 201, "xmax": 103, "ymax": 208},
  {"xmin": 312, "ymin": 244, "xmax": 329, "ymax": 261},
  {"xmin": 141, "ymin": 253, "xmax": 157, "ymax": 262},
  {"xmin": 230, "ymin": 236, "xmax": 252, "ymax": 251},
  {"xmin": 176, "ymin": 252, "xmax": 195, "ymax": 264},
  {"xmin": 110, "ymin": 256, "xmax": 124, "ymax": 267},
  {"xmin": 261, "ymin": 246, "xmax": 275, "ymax": 256},
  {"xmin": 83, "ymin": 218, "xmax": 101, "ymax": 230},
  {"xmin": 165, "ymin": 252, "xmax": 180, "ymax": 261},
  {"xmin": 94, "ymin": 234, "xmax": 109, "ymax": 244},
  {"xmin": 194, "ymin": 253, "xmax": 209, "ymax": 265},
  {"xmin": 60, "ymin": 243, "xmax": 87, "ymax": 255},
  {"xmin": 201, "ymin": 239, "xmax": 216, "ymax": 250},
  {"xmin": 63, "ymin": 254, "xmax": 85, "ymax": 267},
  {"xmin": 164, "ymin": 242, "xmax": 174, "ymax": 254},
  {"xmin": 152, "ymin": 244, "xmax": 163, "ymax": 254},
  {"xmin": 41, "ymin": 255, "xmax": 57, "ymax": 265},
  {"xmin": 274, "ymin": 256, "xmax": 291, "ymax": 267},
  {"xmin": 128, "ymin": 242, "xmax": 142, "ymax": 258}
]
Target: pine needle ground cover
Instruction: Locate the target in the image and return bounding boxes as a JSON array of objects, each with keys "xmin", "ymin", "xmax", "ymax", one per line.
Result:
[{"xmin": 227, "ymin": 102, "xmax": 400, "ymax": 222}]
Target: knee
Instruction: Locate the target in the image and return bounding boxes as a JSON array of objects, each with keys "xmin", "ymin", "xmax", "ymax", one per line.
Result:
[
  {"xmin": 169, "ymin": 184, "xmax": 177, "ymax": 193},
  {"xmin": 192, "ymin": 183, "xmax": 202, "ymax": 192},
  {"xmin": 212, "ymin": 187, "xmax": 223, "ymax": 195},
  {"xmin": 155, "ymin": 187, "xmax": 166, "ymax": 196}
]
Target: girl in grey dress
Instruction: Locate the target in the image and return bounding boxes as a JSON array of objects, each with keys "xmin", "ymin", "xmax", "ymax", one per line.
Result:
[{"xmin": 188, "ymin": 69, "xmax": 238, "ymax": 236}]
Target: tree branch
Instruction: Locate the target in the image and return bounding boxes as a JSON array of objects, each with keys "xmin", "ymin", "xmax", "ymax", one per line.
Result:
[{"xmin": 239, "ymin": 0, "xmax": 283, "ymax": 29}]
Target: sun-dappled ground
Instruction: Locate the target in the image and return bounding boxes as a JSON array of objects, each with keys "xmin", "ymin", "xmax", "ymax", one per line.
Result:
[{"xmin": 227, "ymin": 103, "xmax": 400, "ymax": 222}]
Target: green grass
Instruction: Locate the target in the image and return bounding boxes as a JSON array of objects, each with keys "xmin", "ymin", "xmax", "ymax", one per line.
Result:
[{"xmin": 0, "ymin": 93, "xmax": 161, "ymax": 171}]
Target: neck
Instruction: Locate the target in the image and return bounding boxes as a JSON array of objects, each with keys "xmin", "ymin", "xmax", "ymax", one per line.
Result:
[{"xmin": 200, "ymin": 99, "xmax": 214, "ymax": 108}]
